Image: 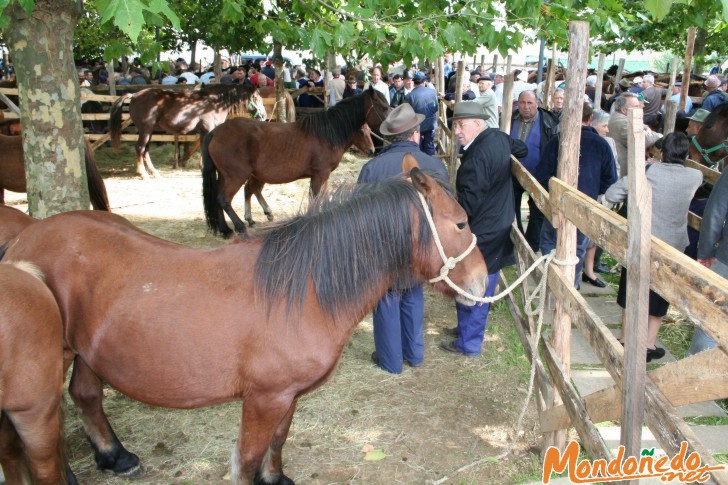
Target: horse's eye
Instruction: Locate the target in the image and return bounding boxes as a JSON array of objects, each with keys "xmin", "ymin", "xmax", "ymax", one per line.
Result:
[{"xmin": 456, "ymin": 222, "xmax": 467, "ymax": 230}]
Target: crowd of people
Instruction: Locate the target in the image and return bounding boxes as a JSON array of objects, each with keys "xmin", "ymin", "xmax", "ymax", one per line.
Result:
[
  {"xmin": 67, "ymin": 53, "xmax": 728, "ymax": 371},
  {"xmin": 355, "ymin": 58, "xmax": 726, "ymax": 372}
]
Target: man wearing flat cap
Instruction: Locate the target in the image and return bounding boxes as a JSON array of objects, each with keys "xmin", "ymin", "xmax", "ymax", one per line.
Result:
[
  {"xmin": 702, "ymin": 74, "xmax": 728, "ymax": 111},
  {"xmin": 358, "ymin": 104, "xmax": 448, "ymax": 374},
  {"xmin": 439, "ymin": 102, "xmax": 527, "ymax": 357},
  {"xmin": 405, "ymin": 72, "xmax": 438, "ymax": 155}
]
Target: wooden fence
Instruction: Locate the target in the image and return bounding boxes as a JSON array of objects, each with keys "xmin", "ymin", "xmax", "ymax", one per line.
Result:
[{"xmin": 435, "ymin": 22, "xmax": 727, "ymax": 483}]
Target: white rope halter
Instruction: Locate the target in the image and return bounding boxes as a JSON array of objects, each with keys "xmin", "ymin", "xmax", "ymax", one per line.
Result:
[{"xmin": 416, "ymin": 192, "xmax": 478, "ymax": 286}]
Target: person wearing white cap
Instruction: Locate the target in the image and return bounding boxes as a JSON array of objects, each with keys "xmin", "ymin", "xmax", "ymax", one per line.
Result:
[
  {"xmin": 511, "ymin": 70, "xmax": 537, "ymax": 108},
  {"xmin": 702, "ymin": 74, "xmax": 728, "ymax": 111},
  {"xmin": 585, "ymin": 74, "xmax": 598, "ymax": 106},
  {"xmin": 628, "ymin": 76, "xmax": 644, "ymax": 94}
]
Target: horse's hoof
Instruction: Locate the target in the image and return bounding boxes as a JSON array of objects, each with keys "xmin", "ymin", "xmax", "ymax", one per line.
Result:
[
  {"xmin": 151, "ymin": 171, "xmax": 161, "ymax": 178},
  {"xmin": 265, "ymin": 214, "xmax": 274, "ymax": 222},
  {"xmin": 253, "ymin": 471, "xmax": 295, "ymax": 484},
  {"xmin": 247, "ymin": 220, "xmax": 256, "ymax": 227},
  {"xmin": 235, "ymin": 231, "xmax": 250, "ymax": 240}
]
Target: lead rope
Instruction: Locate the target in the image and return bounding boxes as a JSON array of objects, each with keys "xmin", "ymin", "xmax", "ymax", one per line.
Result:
[{"xmin": 418, "ymin": 192, "xmax": 580, "ymax": 484}]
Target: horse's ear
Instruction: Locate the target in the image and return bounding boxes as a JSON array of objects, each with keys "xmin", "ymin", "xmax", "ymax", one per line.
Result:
[
  {"xmin": 409, "ymin": 167, "xmax": 434, "ymax": 197},
  {"xmin": 402, "ymin": 153, "xmax": 421, "ymax": 174}
]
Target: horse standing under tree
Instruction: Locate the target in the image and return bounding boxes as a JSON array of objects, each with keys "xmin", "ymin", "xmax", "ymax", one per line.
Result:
[
  {"xmin": 202, "ymin": 87, "xmax": 390, "ymax": 237},
  {"xmin": 0, "ymin": 155, "xmax": 488, "ymax": 484},
  {"xmin": 109, "ymin": 83, "xmax": 264, "ymax": 179},
  {"xmin": 0, "ymin": 135, "xmax": 110, "ymax": 211}
]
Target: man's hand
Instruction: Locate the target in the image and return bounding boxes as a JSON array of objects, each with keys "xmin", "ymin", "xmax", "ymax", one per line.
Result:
[{"xmin": 698, "ymin": 257, "xmax": 716, "ymax": 268}]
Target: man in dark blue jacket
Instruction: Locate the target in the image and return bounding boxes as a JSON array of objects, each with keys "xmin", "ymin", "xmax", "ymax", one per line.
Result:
[
  {"xmin": 535, "ymin": 103, "xmax": 618, "ymax": 287},
  {"xmin": 358, "ymin": 104, "xmax": 448, "ymax": 373},
  {"xmin": 405, "ymin": 72, "xmax": 438, "ymax": 156},
  {"xmin": 511, "ymin": 90, "xmax": 560, "ymax": 252},
  {"xmin": 440, "ymin": 102, "xmax": 528, "ymax": 357}
]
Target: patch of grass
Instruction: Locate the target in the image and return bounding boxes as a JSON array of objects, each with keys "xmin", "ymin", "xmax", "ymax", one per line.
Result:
[
  {"xmin": 657, "ymin": 311, "xmax": 694, "ymax": 359},
  {"xmin": 685, "ymin": 416, "xmax": 728, "ymax": 426},
  {"xmin": 714, "ymin": 453, "xmax": 728, "ymax": 465}
]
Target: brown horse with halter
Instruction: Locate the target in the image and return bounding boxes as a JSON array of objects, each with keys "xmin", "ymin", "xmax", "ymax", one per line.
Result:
[
  {"xmin": 109, "ymin": 83, "xmax": 264, "ymax": 179},
  {"xmin": 0, "ymin": 261, "xmax": 76, "ymax": 485},
  {"xmin": 689, "ymin": 103, "xmax": 728, "ymax": 172},
  {"xmin": 1, "ymin": 155, "xmax": 488, "ymax": 484},
  {"xmin": 202, "ymin": 87, "xmax": 389, "ymax": 237},
  {"xmin": 0, "ymin": 135, "xmax": 110, "ymax": 210}
]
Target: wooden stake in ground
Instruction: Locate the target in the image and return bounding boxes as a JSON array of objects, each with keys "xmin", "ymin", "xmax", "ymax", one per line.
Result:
[
  {"xmin": 500, "ymin": 55, "xmax": 514, "ymax": 134},
  {"xmin": 594, "ymin": 53, "xmax": 605, "ymax": 110},
  {"xmin": 680, "ymin": 27, "xmax": 696, "ymax": 112}
]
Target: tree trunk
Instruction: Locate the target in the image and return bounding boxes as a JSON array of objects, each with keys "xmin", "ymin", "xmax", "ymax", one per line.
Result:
[
  {"xmin": 273, "ymin": 41, "xmax": 287, "ymax": 123},
  {"xmin": 190, "ymin": 41, "xmax": 197, "ymax": 71},
  {"xmin": 213, "ymin": 49, "xmax": 221, "ymax": 81},
  {"xmin": 692, "ymin": 27, "xmax": 707, "ymax": 74},
  {"xmin": 5, "ymin": 0, "xmax": 89, "ymax": 218}
]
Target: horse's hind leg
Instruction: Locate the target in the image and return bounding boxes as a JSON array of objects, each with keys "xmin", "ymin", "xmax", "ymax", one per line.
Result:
[
  {"xmin": 0, "ymin": 414, "xmax": 30, "ymax": 484},
  {"xmin": 244, "ymin": 179, "xmax": 274, "ymax": 227},
  {"xmin": 135, "ymin": 134, "xmax": 152, "ymax": 179},
  {"xmin": 6, "ymin": 404, "xmax": 66, "ymax": 484},
  {"xmin": 143, "ymin": 144, "xmax": 161, "ymax": 179},
  {"xmin": 232, "ymin": 395, "xmax": 296, "ymax": 485},
  {"xmin": 68, "ymin": 357, "xmax": 141, "ymax": 477}
]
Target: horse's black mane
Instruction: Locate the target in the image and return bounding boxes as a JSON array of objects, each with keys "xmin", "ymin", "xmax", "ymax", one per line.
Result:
[
  {"xmin": 198, "ymin": 83, "xmax": 257, "ymax": 108},
  {"xmin": 254, "ymin": 178, "xmax": 433, "ymax": 321},
  {"xmin": 298, "ymin": 91, "xmax": 379, "ymax": 149}
]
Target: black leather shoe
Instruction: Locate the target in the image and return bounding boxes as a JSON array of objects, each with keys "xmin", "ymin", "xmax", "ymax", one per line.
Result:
[
  {"xmin": 444, "ymin": 326, "xmax": 459, "ymax": 337},
  {"xmin": 371, "ymin": 351, "xmax": 380, "ymax": 366},
  {"xmin": 439, "ymin": 340, "xmax": 462, "ymax": 354},
  {"xmin": 646, "ymin": 347, "xmax": 666, "ymax": 362},
  {"xmin": 582, "ymin": 273, "xmax": 606, "ymax": 288},
  {"xmin": 594, "ymin": 263, "xmax": 611, "ymax": 274}
]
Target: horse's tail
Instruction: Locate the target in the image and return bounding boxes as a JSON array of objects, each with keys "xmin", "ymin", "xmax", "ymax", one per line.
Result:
[
  {"xmin": 83, "ymin": 139, "xmax": 110, "ymax": 211},
  {"xmin": 201, "ymin": 130, "xmax": 221, "ymax": 235},
  {"xmin": 109, "ymin": 92, "xmax": 132, "ymax": 148}
]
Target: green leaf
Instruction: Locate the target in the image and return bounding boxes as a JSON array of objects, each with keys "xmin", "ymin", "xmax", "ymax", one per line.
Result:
[
  {"xmin": 644, "ymin": 0, "xmax": 674, "ymax": 21},
  {"xmin": 148, "ymin": 0, "xmax": 180, "ymax": 30},
  {"xmin": 721, "ymin": 0, "xmax": 728, "ymax": 22},
  {"xmin": 363, "ymin": 449, "xmax": 386, "ymax": 461},
  {"xmin": 17, "ymin": 0, "xmax": 33, "ymax": 15},
  {"xmin": 96, "ymin": 0, "xmax": 147, "ymax": 40}
]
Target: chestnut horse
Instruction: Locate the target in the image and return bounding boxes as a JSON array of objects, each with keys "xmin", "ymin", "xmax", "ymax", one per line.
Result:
[
  {"xmin": 202, "ymin": 87, "xmax": 389, "ymax": 237},
  {"xmin": 223, "ymin": 123, "xmax": 373, "ymax": 231},
  {"xmin": 0, "ymin": 261, "xmax": 75, "ymax": 485},
  {"xmin": 1, "ymin": 157, "xmax": 488, "ymax": 484},
  {"xmin": 0, "ymin": 135, "xmax": 110, "ymax": 210},
  {"xmin": 109, "ymin": 83, "xmax": 264, "ymax": 179}
]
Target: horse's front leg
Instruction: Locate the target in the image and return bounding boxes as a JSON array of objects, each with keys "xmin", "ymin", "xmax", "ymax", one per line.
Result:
[
  {"xmin": 68, "ymin": 357, "xmax": 141, "ymax": 477},
  {"xmin": 232, "ymin": 395, "xmax": 296, "ymax": 485},
  {"xmin": 257, "ymin": 399, "xmax": 298, "ymax": 485},
  {"xmin": 245, "ymin": 178, "xmax": 274, "ymax": 225},
  {"xmin": 310, "ymin": 172, "xmax": 330, "ymax": 198}
]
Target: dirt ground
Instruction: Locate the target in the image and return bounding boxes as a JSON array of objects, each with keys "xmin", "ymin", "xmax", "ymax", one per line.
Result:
[{"xmin": 4, "ymin": 143, "xmax": 543, "ymax": 484}]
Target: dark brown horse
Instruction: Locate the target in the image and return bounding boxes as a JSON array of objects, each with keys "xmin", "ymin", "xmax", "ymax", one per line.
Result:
[
  {"xmin": 231, "ymin": 123, "xmax": 373, "ymax": 230},
  {"xmin": 0, "ymin": 261, "xmax": 73, "ymax": 485},
  {"xmin": 1, "ymin": 156, "xmax": 488, "ymax": 484},
  {"xmin": 202, "ymin": 87, "xmax": 390, "ymax": 237},
  {"xmin": 0, "ymin": 135, "xmax": 110, "ymax": 210},
  {"xmin": 109, "ymin": 83, "xmax": 264, "ymax": 179},
  {"xmin": 690, "ymin": 102, "xmax": 728, "ymax": 171}
]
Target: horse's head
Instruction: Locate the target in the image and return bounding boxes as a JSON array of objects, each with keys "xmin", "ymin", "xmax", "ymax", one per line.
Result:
[
  {"xmin": 364, "ymin": 85, "xmax": 390, "ymax": 131},
  {"xmin": 690, "ymin": 103, "xmax": 728, "ymax": 171},
  {"xmin": 403, "ymin": 154, "xmax": 488, "ymax": 306},
  {"xmin": 348, "ymin": 124, "xmax": 375, "ymax": 156}
]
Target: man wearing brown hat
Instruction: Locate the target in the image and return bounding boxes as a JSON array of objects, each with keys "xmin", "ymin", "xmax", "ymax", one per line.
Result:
[
  {"xmin": 357, "ymin": 104, "xmax": 447, "ymax": 374},
  {"xmin": 440, "ymin": 102, "xmax": 527, "ymax": 357}
]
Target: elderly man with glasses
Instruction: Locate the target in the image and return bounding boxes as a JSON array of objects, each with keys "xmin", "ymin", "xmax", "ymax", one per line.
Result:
[{"xmin": 439, "ymin": 102, "xmax": 528, "ymax": 357}]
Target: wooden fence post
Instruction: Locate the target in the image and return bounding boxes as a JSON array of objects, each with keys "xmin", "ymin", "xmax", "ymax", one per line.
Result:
[
  {"xmin": 594, "ymin": 52, "xmax": 605, "ymax": 110},
  {"xmin": 448, "ymin": 61, "xmax": 465, "ymax": 187},
  {"xmin": 615, "ymin": 58, "xmax": 625, "ymax": 86},
  {"xmin": 492, "ymin": 54, "xmax": 499, "ymax": 73},
  {"xmin": 500, "ymin": 55, "xmax": 514, "ymax": 133},
  {"xmin": 620, "ymin": 107, "xmax": 650, "ymax": 476},
  {"xmin": 680, "ymin": 27, "xmax": 696, "ymax": 112},
  {"xmin": 544, "ymin": 20, "xmax": 589, "ymax": 454}
]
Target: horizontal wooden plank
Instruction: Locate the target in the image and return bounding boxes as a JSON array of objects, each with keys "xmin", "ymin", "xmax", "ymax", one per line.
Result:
[
  {"xmin": 550, "ymin": 177, "xmax": 728, "ymax": 354},
  {"xmin": 511, "ymin": 157, "xmax": 552, "ymax": 220},
  {"xmin": 686, "ymin": 159, "xmax": 720, "ymax": 186},
  {"xmin": 85, "ymin": 133, "xmax": 198, "ymax": 142},
  {"xmin": 541, "ymin": 347, "xmax": 728, "ymax": 431}
]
